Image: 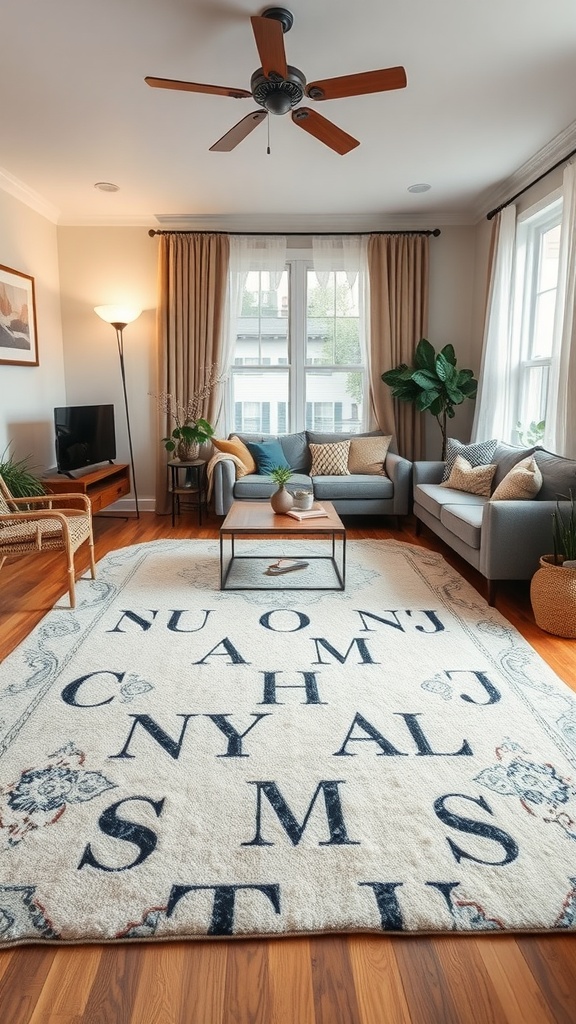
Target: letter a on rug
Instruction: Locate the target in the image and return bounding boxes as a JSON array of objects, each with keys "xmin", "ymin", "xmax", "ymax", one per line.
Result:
[{"xmin": 0, "ymin": 538, "xmax": 576, "ymax": 947}]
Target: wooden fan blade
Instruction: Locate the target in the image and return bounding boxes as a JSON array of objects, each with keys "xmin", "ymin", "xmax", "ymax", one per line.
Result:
[
  {"xmin": 306, "ymin": 66, "xmax": 407, "ymax": 101},
  {"xmin": 145, "ymin": 76, "xmax": 251, "ymax": 99},
  {"xmin": 209, "ymin": 110, "xmax": 268, "ymax": 152},
  {"xmin": 291, "ymin": 108, "xmax": 359, "ymax": 155},
  {"xmin": 250, "ymin": 15, "xmax": 288, "ymax": 79}
]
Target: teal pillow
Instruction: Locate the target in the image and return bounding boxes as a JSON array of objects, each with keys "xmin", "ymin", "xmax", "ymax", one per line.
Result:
[{"xmin": 246, "ymin": 439, "xmax": 291, "ymax": 475}]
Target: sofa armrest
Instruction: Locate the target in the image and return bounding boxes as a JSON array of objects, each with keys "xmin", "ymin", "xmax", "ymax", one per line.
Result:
[
  {"xmin": 413, "ymin": 461, "xmax": 445, "ymax": 488},
  {"xmin": 479, "ymin": 499, "xmax": 558, "ymax": 580},
  {"xmin": 385, "ymin": 452, "xmax": 413, "ymax": 515},
  {"xmin": 211, "ymin": 458, "xmax": 237, "ymax": 516}
]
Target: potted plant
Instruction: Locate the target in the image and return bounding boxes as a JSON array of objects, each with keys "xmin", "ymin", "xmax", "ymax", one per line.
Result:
[
  {"xmin": 530, "ymin": 490, "xmax": 576, "ymax": 638},
  {"xmin": 269, "ymin": 465, "xmax": 294, "ymax": 514},
  {"xmin": 0, "ymin": 448, "xmax": 45, "ymax": 499},
  {"xmin": 152, "ymin": 365, "xmax": 225, "ymax": 462},
  {"xmin": 381, "ymin": 338, "xmax": 478, "ymax": 459}
]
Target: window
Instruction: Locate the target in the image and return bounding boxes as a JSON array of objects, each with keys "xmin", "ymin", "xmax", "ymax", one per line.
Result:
[
  {"xmin": 513, "ymin": 200, "xmax": 562, "ymax": 443},
  {"xmin": 230, "ymin": 257, "xmax": 366, "ymax": 434}
]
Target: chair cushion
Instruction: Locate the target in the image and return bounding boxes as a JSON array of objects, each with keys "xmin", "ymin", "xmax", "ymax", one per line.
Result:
[
  {"xmin": 533, "ymin": 448, "xmax": 576, "ymax": 501},
  {"xmin": 415, "ymin": 483, "xmax": 489, "ymax": 520},
  {"xmin": 442, "ymin": 437, "xmax": 498, "ymax": 481},
  {"xmin": 312, "ymin": 474, "xmax": 393, "ymax": 500},
  {"xmin": 491, "ymin": 442, "xmax": 537, "ymax": 487},
  {"xmin": 309, "ymin": 441, "xmax": 351, "ymax": 476},
  {"xmin": 234, "ymin": 473, "xmax": 311, "ymax": 499},
  {"xmin": 440, "ymin": 504, "xmax": 484, "ymax": 549},
  {"xmin": 491, "ymin": 456, "xmax": 542, "ymax": 501}
]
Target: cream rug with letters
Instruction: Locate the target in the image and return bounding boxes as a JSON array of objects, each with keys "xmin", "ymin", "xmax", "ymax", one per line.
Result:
[{"xmin": 1, "ymin": 538, "xmax": 576, "ymax": 946}]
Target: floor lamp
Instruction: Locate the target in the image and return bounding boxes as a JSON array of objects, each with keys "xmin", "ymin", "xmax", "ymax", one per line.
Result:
[{"xmin": 94, "ymin": 305, "xmax": 141, "ymax": 518}]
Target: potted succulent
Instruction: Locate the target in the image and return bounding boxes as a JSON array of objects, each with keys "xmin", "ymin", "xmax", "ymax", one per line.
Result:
[
  {"xmin": 381, "ymin": 338, "xmax": 478, "ymax": 459},
  {"xmin": 269, "ymin": 465, "xmax": 294, "ymax": 514},
  {"xmin": 530, "ymin": 490, "xmax": 576, "ymax": 638}
]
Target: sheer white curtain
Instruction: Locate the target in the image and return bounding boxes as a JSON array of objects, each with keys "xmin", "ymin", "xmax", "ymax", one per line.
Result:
[
  {"xmin": 472, "ymin": 206, "xmax": 518, "ymax": 443},
  {"xmin": 546, "ymin": 162, "xmax": 576, "ymax": 458},
  {"xmin": 312, "ymin": 234, "xmax": 370, "ymax": 430}
]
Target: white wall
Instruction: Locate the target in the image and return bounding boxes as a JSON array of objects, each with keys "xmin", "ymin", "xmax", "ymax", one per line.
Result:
[
  {"xmin": 57, "ymin": 228, "xmax": 159, "ymax": 507},
  {"xmin": 0, "ymin": 191, "xmax": 65, "ymax": 470}
]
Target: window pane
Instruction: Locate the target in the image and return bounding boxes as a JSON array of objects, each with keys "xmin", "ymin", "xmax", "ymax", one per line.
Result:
[
  {"xmin": 306, "ymin": 271, "xmax": 361, "ymax": 367},
  {"xmin": 305, "ymin": 369, "xmax": 363, "ymax": 432},
  {"xmin": 231, "ymin": 372, "xmax": 289, "ymax": 434},
  {"xmin": 235, "ymin": 270, "xmax": 289, "ymax": 365},
  {"xmin": 538, "ymin": 224, "xmax": 561, "ymax": 291},
  {"xmin": 531, "ymin": 290, "xmax": 556, "ymax": 359}
]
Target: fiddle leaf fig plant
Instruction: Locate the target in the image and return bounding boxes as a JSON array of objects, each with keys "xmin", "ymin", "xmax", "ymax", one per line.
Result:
[{"xmin": 381, "ymin": 338, "xmax": 478, "ymax": 459}]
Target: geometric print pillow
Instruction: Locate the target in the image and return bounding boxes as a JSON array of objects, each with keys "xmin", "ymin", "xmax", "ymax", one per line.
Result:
[
  {"xmin": 309, "ymin": 440, "xmax": 351, "ymax": 476},
  {"xmin": 442, "ymin": 437, "xmax": 498, "ymax": 481}
]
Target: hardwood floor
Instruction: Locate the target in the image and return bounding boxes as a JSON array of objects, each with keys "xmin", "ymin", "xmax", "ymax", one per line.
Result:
[{"xmin": 0, "ymin": 510, "xmax": 575, "ymax": 1024}]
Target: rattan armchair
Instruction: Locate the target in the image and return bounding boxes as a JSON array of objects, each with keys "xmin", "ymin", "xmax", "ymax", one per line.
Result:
[{"xmin": 0, "ymin": 474, "xmax": 96, "ymax": 608}]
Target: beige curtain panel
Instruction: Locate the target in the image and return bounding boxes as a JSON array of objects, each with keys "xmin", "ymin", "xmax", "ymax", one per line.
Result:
[
  {"xmin": 155, "ymin": 233, "xmax": 230, "ymax": 514},
  {"xmin": 367, "ymin": 234, "xmax": 429, "ymax": 462}
]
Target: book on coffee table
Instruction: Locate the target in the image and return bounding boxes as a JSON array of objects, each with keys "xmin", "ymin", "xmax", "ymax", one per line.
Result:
[{"xmin": 285, "ymin": 504, "xmax": 328, "ymax": 521}]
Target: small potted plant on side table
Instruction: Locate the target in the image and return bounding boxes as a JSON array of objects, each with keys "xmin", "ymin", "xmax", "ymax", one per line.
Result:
[{"xmin": 530, "ymin": 489, "xmax": 576, "ymax": 638}]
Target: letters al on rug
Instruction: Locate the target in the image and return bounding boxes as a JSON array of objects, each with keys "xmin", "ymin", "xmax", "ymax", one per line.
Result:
[{"xmin": 0, "ymin": 538, "xmax": 576, "ymax": 948}]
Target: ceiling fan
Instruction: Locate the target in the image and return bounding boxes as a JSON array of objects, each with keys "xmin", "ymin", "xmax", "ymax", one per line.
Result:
[{"xmin": 145, "ymin": 7, "xmax": 407, "ymax": 155}]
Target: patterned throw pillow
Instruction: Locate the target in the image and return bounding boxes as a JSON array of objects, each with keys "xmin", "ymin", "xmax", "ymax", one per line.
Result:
[
  {"xmin": 309, "ymin": 440, "xmax": 351, "ymax": 476},
  {"xmin": 440, "ymin": 455, "xmax": 497, "ymax": 496},
  {"xmin": 348, "ymin": 435, "xmax": 392, "ymax": 476},
  {"xmin": 212, "ymin": 436, "xmax": 257, "ymax": 477},
  {"xmin": 491, "ymin": 456, "xmax": 543, "ymax": 501},
  {"xmin": 442, "ymin": 437, "xmax": 498, "ymax": 481}
]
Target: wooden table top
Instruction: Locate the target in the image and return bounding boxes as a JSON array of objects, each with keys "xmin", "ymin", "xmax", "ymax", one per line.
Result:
[{"xmin": 220, "ymin": 500, "xmax": 345, "ymax": 534}]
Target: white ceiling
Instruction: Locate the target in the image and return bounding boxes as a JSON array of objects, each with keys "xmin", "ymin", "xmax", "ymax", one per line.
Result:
[{"xmin": 3, "ymin": 0, "xmax": 576, "ymax": 228}]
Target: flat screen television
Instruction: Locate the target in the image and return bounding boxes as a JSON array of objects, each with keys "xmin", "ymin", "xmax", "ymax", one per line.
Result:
[{"xmin": 54, "ymin": 404, "xmax": 116, "ymax": 474}]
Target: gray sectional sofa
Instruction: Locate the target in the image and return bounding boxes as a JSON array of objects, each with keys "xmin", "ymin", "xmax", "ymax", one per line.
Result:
[
  {"xmin": 210, "ymin": 430, "xmax": 412, "ymax": 519},
  {"xmin": 413, "ymin": 443, "xmax": 576, "ymax": 603}
]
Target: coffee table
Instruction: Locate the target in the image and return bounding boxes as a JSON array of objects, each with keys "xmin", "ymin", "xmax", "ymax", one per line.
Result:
[{"xmin": 219, "ymin": 500, "xmax": 346, "ymax": 591}]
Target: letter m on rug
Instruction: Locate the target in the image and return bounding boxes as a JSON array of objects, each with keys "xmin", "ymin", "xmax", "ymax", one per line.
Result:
[{"xmin": 242, "ymin": 781, "xmax": 359, "ymax": 847}]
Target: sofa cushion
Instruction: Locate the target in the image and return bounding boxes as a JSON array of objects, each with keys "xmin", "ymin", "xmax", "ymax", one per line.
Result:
[
  {"xmin": 246, "ymin": 439, "xmax": 290, "ymax": 475},
  {"xmin": 213, "ymin": 435, "xmax": 256, "ymax": 477},
  {"xmin": 440, "ymin": 504, "xmax": 484, "ymax": 549},
  {"xmin": 491, "ymin": 456, "xmax": 542, "ymax": 501},
  {"xmin": 415, "ymin": 483, "xmax": 489, "ymax": 521},
  {"xmin": 348, "ymin": 435, "xmax": 392, "ymax": 475},
  {"xmin": 491, "ymin": 442, "xmax": 537, "ymax": 487},
  {"xmin": 442, "ymin": 437, "xmax": 498, "ymax": 481},
  {"xmin": 533, "ymin": 448, "xmax": 576, "ymax": 501},
  {"xmin": 441, "ymin": 455, "xmax": 497, "ymax": 496},
  {"xmin": 307, "ymin": 430, "xmax": 382, "ymax": 445},
  {"xmin": 312, "ymin": 474, "xmax": 393, "ymax": 500},
  {"xmin": 309, "ymin": 440, "xmax": 351, "ymax": 476},
  {"xmin": 234, "ymin": 472, "xmax": 311, "ymax": 499}
]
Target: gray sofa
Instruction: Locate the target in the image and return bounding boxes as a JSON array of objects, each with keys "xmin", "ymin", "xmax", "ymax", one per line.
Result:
[
  {"xmin": 413, "ymin": 443, "xmax": 576, "ymax": 604},
  {"xmin": 211, "ymin": 430, "xmax": 412, "ymax": 519}
]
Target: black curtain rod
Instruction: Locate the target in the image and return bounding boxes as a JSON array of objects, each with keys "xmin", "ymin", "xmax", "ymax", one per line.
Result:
[
  {"xmin": 487, "ymin": 145, "xmax": 576, "ymax": 220},
  {"xmin": 148, "ymin": 228, "xmax": 441, "ymax": 237}
]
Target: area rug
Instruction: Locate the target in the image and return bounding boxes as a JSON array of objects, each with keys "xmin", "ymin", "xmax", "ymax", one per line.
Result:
[{"xmin": 1, "ymin": 538, "xmax": 576, "ymax": 947}]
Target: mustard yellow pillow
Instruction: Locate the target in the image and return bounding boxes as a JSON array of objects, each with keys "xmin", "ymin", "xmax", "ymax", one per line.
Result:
[
  {"xmin": 212, "ymin": 435, "xmax": 257, "ymax": 477},
  {"xmin": 440, "ymin": 454, "xmax": 496, "ymax": 496}
]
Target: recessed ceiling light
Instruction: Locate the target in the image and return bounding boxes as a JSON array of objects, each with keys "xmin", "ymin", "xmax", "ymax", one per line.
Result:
[
  {"xmin": 94, "ymin": 181, "xmax": 120, "ymax": 192},
  {"xmin": 407, "ymin": 183, "xmax": 431, "ymax": 193}
]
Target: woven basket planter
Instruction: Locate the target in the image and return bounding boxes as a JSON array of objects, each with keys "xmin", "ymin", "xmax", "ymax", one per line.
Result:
[{"xmin": 530, "ymin": 555, "xmax": 576, "ymax": 639}]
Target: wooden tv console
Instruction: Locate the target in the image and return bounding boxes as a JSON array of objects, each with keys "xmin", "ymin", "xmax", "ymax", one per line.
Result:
[{"xmin": 43, "ymin": 463, "xmax": 131, "ymax": 513}]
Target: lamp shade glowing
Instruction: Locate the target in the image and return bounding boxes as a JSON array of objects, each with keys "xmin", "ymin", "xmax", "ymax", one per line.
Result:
[{"xmin": 94, "ymin": 305, "xmax": 142, "ymax": 326}]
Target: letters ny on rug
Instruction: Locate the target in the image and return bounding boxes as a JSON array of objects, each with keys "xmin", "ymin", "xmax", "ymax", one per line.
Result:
[{"xmin": 1, "ymin": 539, "xmax": 576, "ymax": 947}]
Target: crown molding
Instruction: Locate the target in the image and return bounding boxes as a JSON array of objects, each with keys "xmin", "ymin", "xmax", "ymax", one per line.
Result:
[
  {"xmin": 0, "ymin": 166, "xmax": 60, "ymax": 223},
  {"xmin": 153, "ymin": 210, "xmax": 470, "ymax": 232},
  {"xmin": 471, "ymin": 119, "xmax": 576, "ymax": 223},
  {"xmin": 58, "ymin": 214, "xmax": 157, "ymax": 228}
]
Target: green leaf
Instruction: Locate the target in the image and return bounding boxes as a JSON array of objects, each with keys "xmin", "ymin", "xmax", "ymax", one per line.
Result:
[
  {"xmin": 414, "ymin": 338, "xmax": 436, "ymax": 372},
  {"xmin": 417, "ymin": 389, "xmax": 441, "ymax": 411},
  {"xmin": 412, "ymin": 370, "xmax": 438, "ymax": 390},
  {"xmin": 440, "ymin": 344, "xmax": 456, "ymax": 365}
]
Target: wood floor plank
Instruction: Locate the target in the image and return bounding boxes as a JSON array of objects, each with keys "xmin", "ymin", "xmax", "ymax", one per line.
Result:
[
  {"xmin": 393, "ymin": 937, "xmax": 462, "ymax": 1024},
  {"xmin": 429, "ymin": 936, "xmax": 506, "ymax": 1024},
  {"xmin": 476, "ymin": 937, "xmax": 558, "ymax": 1024},
  {"xmin": 223, "ymin": 939, "xmax": 271, "ymax": 1024},
  {"xmin": 177, "ymin": 941, "xmax": 228, "ymax": 1024},
  {"xmin": 348, "ymin": 935, "xmax": 411, "ymax": 1024},
  {"xmin": 309, "ymin": 935, "xmax": 362, "ymax": 1024},
  {"xmin": 79, "ymin": 944, "xmax": 144, "ymax": 1024},
  {"xmin": 267, "ymin": 937, "xmax": 315, "ymax": 1024},
  {"xmin": 517, "ymin": 935, "xmax": 576, "ymax": 1024},
  {"xmin": 0, "ymin": 946, "xmax": 57, "ymax": 1024},
  {"xmin": 27, "ymin": 946, "xmax": 103, "ymax": 1024}
]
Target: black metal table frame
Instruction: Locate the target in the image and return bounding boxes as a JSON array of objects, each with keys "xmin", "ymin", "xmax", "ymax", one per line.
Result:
[{"xmin": 219, "ymin": 529, "xmax": 346, "ymax": 591}]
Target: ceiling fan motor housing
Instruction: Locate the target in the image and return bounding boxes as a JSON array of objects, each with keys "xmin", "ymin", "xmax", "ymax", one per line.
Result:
[{"xmin": 251, "ymin": 65, "xmax": 306, "ymax": 114}]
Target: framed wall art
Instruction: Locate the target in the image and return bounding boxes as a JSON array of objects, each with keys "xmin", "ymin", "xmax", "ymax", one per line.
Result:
[{"xmin": 0, "ymin": 264, "xmax": 39, "ymax": 366}]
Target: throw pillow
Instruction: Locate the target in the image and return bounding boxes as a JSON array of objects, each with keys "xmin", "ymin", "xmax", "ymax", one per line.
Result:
[
  {"xmin": 440, "ymin": 454, "xmax": 497, "ymax": 496},
  {"xmin": 442, "ymin": 437, "xmax": 498, "ymax": 481},
  {"xmin": 246, "ymin": 439, "xmax": 291, "ymax": 475},
  {"xmin": 212, "ymin": 436, "xmax": 256, "ymax": 477},
  {"xmin": 348, "ymin": 435, "xmax": 392, "ymax": 475},
  {"xmin": 309, "ymin": 440, "xmax": 351, "ymax": 477},
  {"xmin": 491, "ymin": 456, "xmax": 543, "ymax": 501}
]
